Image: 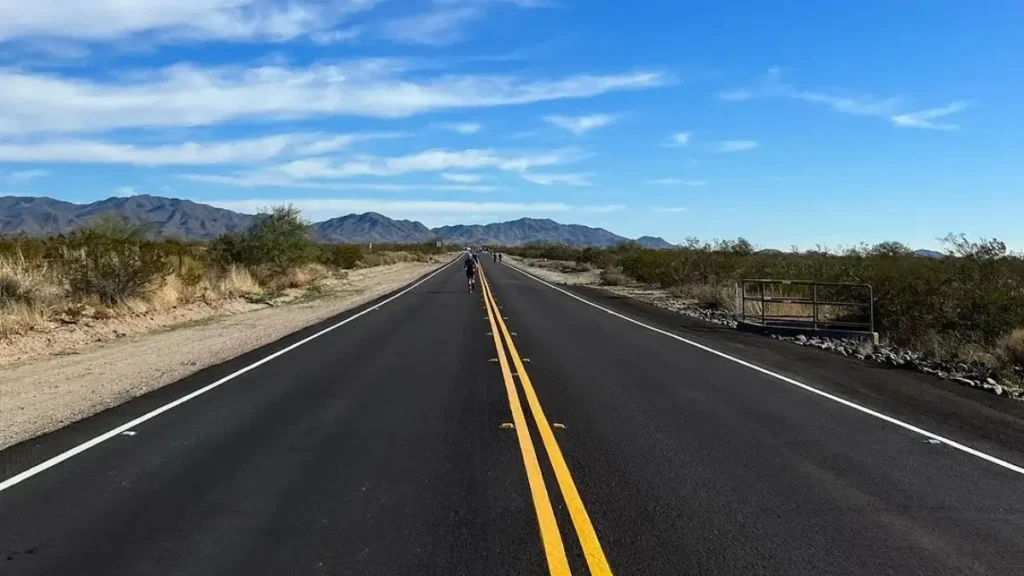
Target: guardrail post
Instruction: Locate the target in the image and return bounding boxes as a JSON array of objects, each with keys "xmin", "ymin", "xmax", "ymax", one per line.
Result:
[
  {"xmin": 812, "ymin": 283, "xmax": 819, "ymax": 331},
  {"xmin": 760, "ymin": 282, "xmax": 766, "ymax": 325}
]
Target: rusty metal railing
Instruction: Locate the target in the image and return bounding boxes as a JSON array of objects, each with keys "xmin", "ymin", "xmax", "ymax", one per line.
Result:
[{"xmin": 739, "ymin": 279, "xmax": 874, "ymax": 334}]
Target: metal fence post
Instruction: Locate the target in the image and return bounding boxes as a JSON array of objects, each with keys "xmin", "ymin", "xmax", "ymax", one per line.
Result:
[
  {"xmin": 760, "ymin": 282, "xmax": 766, "ymax": 325},
  {"xmin": 812, "ymin": 283, "xmax": 819, "ymax": 331}
]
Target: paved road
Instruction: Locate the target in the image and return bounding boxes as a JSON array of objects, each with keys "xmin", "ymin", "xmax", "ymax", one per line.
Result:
[{"xmin": 3, "ymin": 257, "xmax": 1024, "ymax": 575}]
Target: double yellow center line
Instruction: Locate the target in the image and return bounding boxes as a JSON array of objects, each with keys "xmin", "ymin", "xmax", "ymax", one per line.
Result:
[{"xmin": 479, "ymin": 266, "xmax": 613, "ymax": 576}]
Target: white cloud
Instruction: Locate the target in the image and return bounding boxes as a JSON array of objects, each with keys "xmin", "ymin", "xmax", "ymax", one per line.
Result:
[
  {"xmin": 267, "ymin": 148, "xmax": 580, "ymax": 179},
  {"xmin": 520, "ymin": 172, "xmax": 592, "ymax": 186},
  {"xmin": 435, "ymin": 121, "xmax": 482, "ymax": 134},
  {"xmin": 653, "ymin": 206, "xmax": 688, "ymax": 213},
  {"xmin": 891, "ymin": 102, "xmax": 969, "ymax": 130},
  {"xmin": 721, "ymin": 67, "xmax": 968, "ymax": 129},
  {"xmin": 3, "ymin": 168, "xmax": 50, "ymax": 182},
  {"xmin": 0, "ymin": 0, "xmax": 382, "ymax": 43},
  {"xmin": 381, "ymin": 0, "xmax": 550, "ymax": 45},
  {"xmin": 382, "ymin": 6, "xmax": 483, "ymax": 45},
  {"xmin": 665, "ymin": 131, "xmax": 691, "ymax": 147},
  {"xmin": 0, "ymin": 63, "xmax": 667, "ymax": 135},
  {"xmin": 544, "ymin": 114, "xmax": 617, "ymax": 135},
  {"xmin": 204, "ymin": 197, "xmax": 574, "ymax": 216},
  {"xmin": 649, "ymin": 178, "xmax": 706, "ymax": 187},
  {"xmin": 181, "ymin": 173, "xmax": 498, "ymax": 192},
  {"xmin": 309, "ymin": 27, "xmax": 362, "ymax": 45},
  {"xmin": 440, "ymin": 172, "xmax": 483, "ymax": 183},
  {"xmin": 0, "ymin": 133, "xmax": 399, "ymax": 165},
  {"xmin": 714, "ymin": 140, "xmax": 758, "ymax": 153}
]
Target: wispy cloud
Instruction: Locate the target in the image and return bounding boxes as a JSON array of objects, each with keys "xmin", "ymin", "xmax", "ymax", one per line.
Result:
[
  {"xmin": 3, "ymin": 169, "xmax": 50, "ymax": 182},
  {"xmin": 891, "ymin": 102, "xmax": 970, "ymax": 130},
  {"xmin": 652, "ymin": 206, "xmax": 688, "ymax": 213},
  {"xmin": 583, "ymin": 204, "xmax": 626, "ymax": 213},
  {"xmin": 434, "ymin": 121, "xmax": 483, "ymax": 134},
  {"xmin": 717, "ymin": 90, "xmax": 752, "ymax": 101},
  {"xmin": 0, "ymin": 0, "xmax": 383, "ymax": 44},
  {"xmin": 310, "ymin": 27, "xmax": 362, "ymax": 45},
  {"xmin": 382, "ymin": 6, "xmax": 483, "ymax": 45},
  {"xmin": 721, "ymin": 67, "xmax": 968, "ymax": 129},
  {"xmin": 648, "ymin": 178, "xmax": 705, "ymax": 187},
  {"xmin": 0, "ymin": 63, "xmax": 667, "ymax": 135},
  {"xmin": 380, "ymin": 0, "xmax": 549, "ymax": 46},
  {"xmin": 180, "ymin": 147, "xmax": 584, "ymax": 188},
  {"xmin": 520, "ymin": 172, "xmax": 592, "ymax": 186},
  {"xmin": 0, "ymin": 133, "xmax": 401, "ymax": 165},
  {"xmin": 440, "ymin": 172, "xmax": 483, "ymax": 183},
  {"xmin": 544, "ymin": 114, "xmax": 617, "ymax": 135},
  {"xmin": 200, "ymin": 197, "xmax": 600, "ymax": 223},
  {"xmin": 663, "ymin": 131, "xmax": 690, "ymax": 147},
  {"xmin": 714, "ymin": 140, "xmax": 758, "ymax": 153},
  {"xmin": 182, "ymin": 174, "xmax": 498, "ymax": 192}
]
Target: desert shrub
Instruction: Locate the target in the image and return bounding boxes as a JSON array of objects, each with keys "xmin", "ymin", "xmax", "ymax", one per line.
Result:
[
  {"xmin": 209, "ymin": 205, "xmax": 314, "ymax": 272},
  {"xmin": 59, "ymin": 216, "xmax": 169, "ymax": 305},
  {"xmin": 507, "ymin": 234, "xmax": 1024, "ymax": 369},
  {"xmin": 320, "ymin": 244, "xmax": 364, "ymax": 269},
  {"xmin": 600, "ymin": 266, "xmax": 628, "ymax": 286}
]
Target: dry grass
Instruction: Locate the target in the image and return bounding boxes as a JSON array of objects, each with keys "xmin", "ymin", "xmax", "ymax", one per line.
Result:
[
  {"xmin": 358, "ymin": 251, "xmax": 424, "ymax": 268},
  {"xmin": 997, "ymin": 329, "xmax": 1024, "ymax": 367},
  {"xmin": 671, "ymin": 282, "xmax": 732, "ymax": 310},
  {"xmin": 215, "ymin": 266, "xmax": 262, "ymax": 299},
  {"xmin": 0, "ymin": 303, "xmax": 47, "ymax": 338},
  {"xmin": 600, "ymin": 266, "xmax": 629, "ymax": 286}
]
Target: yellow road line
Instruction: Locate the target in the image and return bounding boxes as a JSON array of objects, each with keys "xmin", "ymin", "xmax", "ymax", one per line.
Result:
[
  {"xmin": 480, "ymin": 268, "xmax": 614, "ymax": 576},
  {"xmin": 480, "ymin": 267, "xmax": 573, "ymax": 576}
]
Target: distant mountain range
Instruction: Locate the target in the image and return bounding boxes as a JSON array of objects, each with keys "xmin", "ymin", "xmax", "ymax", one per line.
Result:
[
  {"xmin": 0, "ymin": 195, "xmax": 952, "ymax": 253},
  {"xmin": 0, "ymin": 195, "xmax": 255, "ymax": 240},
  {"xmin": 0, "ymin": 195, "xmax": 632, "ymax": 246}
]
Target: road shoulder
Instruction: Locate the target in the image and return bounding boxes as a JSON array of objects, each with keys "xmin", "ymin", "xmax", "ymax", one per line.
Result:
[{"xmin": 0, "ymin": 259, "xmax": 451, "ymax": 451}]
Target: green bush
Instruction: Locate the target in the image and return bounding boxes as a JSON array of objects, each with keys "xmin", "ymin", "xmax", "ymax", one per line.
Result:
[
  {"xmin": 320, "ymin": 244, "xmax": 364, "ymax": 269},
  {"xmin": 60, "ymin": 215, "xmax": 169, "ymax": 305},
  {"xmin": 508, "ymin": 235, "xmax": 1024, "ymax": 364},
  {"xmin": 209, "ymin": 205, "xmax": 315, "ymax": 272}
]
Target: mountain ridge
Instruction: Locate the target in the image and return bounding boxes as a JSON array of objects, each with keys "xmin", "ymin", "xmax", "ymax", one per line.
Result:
[{"xmin": 0, "ymin": 195, "xmax": 631, "ymax": 246}]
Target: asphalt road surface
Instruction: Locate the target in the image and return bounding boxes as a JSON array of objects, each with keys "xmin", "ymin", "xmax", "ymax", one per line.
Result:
[{"xmin": 3, "ymin": 257, "xmax": 1024, "ymax": 575}]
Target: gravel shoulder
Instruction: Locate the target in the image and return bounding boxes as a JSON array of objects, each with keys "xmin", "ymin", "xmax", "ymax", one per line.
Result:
[{"xmin": 0, "ymin": 258, "xmax": 451, "ymax": 450}]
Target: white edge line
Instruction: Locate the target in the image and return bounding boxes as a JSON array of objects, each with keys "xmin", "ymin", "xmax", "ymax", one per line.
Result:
[
  {"xmin": 502, "ymin": 261, "xmax": 1024, "ymax": 477},
  {"xmin": 0, "ymin": 257, "xmax": 461, "ymax": 493}
]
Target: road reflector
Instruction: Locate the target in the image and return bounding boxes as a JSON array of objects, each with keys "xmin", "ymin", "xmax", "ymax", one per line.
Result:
[
  {"xmin": 924, "ymin": 438, "xmax": 942, "ymax": 444},
  {"xmin": 501, "ymin": 423, "xmax": 515, "ymax": 430},
  {"xmin": 120, "ymin": 431, "xmax": 137, "ymax": 436},
  {"xmin": 488, "ymin": 358, "xmax": 499, "ymax": 363},
  {"xmin": 511, "ymin": 332, "xmax": 518, "ymax": 336},
  {"xmin": 553, "ymin": 423, "xmax": 566, "ymax": 430},
  {"xmin": 486, "ymin": 332, "xmax": 493, "ymax": 336},
  {"xmin": 522, "ymin": 358, "xmax": 531, "ymax": 363}
]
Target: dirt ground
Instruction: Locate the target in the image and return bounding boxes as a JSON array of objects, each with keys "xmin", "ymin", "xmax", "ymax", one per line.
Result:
[
  {"xmin": 505, "ymin": 255, "xmax": 701, "ymax": 307},
  {"xmin": 0, "ymin": 258, "xmax": 452, "ymax": 450}
]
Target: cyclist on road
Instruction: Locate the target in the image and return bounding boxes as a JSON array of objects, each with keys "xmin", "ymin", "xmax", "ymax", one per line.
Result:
[{"xmin": 464, "ymin": 255, "xmax": 478, "ymax": 292}]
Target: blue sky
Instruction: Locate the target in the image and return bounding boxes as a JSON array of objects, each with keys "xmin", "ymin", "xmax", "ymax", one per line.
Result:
[{"xmin": 0, "ymin": 0, "xmax": 1021, "ymax": 249}]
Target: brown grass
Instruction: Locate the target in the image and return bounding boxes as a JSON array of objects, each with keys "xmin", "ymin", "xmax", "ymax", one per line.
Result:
[
  {"xmin": 997, "ymin": 329, "xmax": 1024, "ymax": 367},
  {"xmin": 215, "ymin": 266, "xmax": 262, "ymax": 299},
  {"xmin": 600, "ymin": 266, "xmax": 629, "ymax": 286}
]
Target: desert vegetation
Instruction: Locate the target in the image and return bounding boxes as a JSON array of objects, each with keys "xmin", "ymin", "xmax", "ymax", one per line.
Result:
[
  {"xmin": 507, "ymin": 236, "xmax": 1024, "ymax": 379},
  {"xmin": 0, "ymin": 206, "xmax": 445, "ymax": 338}
]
